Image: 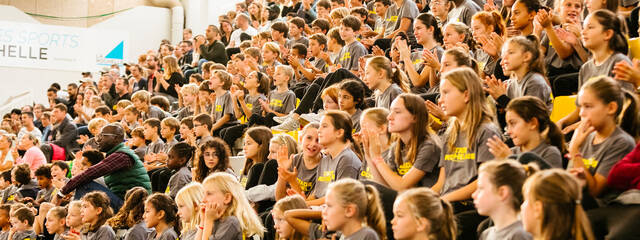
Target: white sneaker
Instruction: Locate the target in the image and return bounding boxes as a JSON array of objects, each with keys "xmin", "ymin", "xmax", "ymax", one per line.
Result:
[
  {"xmin": 273, "ymin": 113, "xmax": 292, "ymax": 124},
  {"xmin": 272, "ymin": 117, "xmax": 300, "ymax": 132},
  {"xmin": 300, "ymin": 113, "xmax": 322, "ymax": 124}
]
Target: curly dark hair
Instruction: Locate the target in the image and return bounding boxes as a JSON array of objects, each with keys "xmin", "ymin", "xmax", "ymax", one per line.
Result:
[
  {"xmin": 195, "ymin": 138, "xmax": 231, "ymax": 182},
  {"xmin": 107, "ymin": 187, "xmax": 148, "ymax": 229}
]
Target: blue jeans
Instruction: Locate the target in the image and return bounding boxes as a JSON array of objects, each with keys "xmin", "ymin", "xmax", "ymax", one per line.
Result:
[{"xmin": 74, "ymin": 180, "xmax": 123, "ymax": 212}]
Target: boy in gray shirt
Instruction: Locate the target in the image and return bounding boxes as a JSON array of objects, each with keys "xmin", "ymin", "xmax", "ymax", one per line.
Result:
[{"xmin": 336, "ymin": 16, "xmax": 368, "ymax": 72}]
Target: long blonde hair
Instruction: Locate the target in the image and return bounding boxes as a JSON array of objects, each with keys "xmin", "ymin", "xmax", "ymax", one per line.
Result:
[
  {"xmin": 366, "ymin": 56, "xmax": 410, "ymax": 93},
  {"xmin": 442, "ymin": 67, "xmax": 494, "ymax": 150},
  {"xmin": 202, "ymin": 173, "xmax": 265, "ymax": 238},
  {"xmin": 175, "ymin": 182, "xmax": 204, "ymax": 235},
  {"xmin": 523, "ymin": 169, "xmax": 595, "ymax": 240},
  {"xmin": 327, "ymin": 179, "xmax": 387, "ymax": 240},
  {"xmin": 163, "ymin": 56, "xmax": 183, "ymax": 78}
]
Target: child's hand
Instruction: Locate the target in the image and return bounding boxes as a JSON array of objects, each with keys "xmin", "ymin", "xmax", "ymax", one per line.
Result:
[
  {"xmin": 259, "ymin": 99, "xmax": 272, "ymax": 113},
  {"xmin": 483, "ymin": 75, "xmax": 507, "ymax": 100},
  {"xmin": 613, "ymin": 59, "xmax": 640, "ymax": 86},
  {"xmin": 39, "ymin": 202, "xmax": 54, "ymax": 216},
  {"xmin": 62, "ymin": 231, "xmax": 82, "ymax": 240},
  {"xmin": 204, "ymin": 202, "xmax": 225, "ymax": 221},
  {"xmin": 486, "ymin": 135, "xmax": 511, "ymax": 159},
  {"xmin": 278, "ymin": 166, "xmax": 298, "ymax": 183},
  {"xmin": 52, "ymin": 177, "xmax": 65, "ymax": 190},
  {"xmin": 276, "ymin": 145, "xmax": 292, "ymax": 169},
  {"xmin": 568, "ymin": 167, "xmax": 588, "ymax": 188},
  {"xmin": 372, "ymin": 45, "xmax": 385, "ymax": 57},
  {"xmin": 569, "ymin": 120, "xmax": 595, "ymax": 155},
  {"xmin": 535, "ymin": 9, "xmax": 552, "ymax": 28}
]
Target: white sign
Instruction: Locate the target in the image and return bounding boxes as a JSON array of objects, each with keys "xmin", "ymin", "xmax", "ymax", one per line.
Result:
[{"xmin": 0, "ymin": 20, "xmax": 129, "ymax": 71}]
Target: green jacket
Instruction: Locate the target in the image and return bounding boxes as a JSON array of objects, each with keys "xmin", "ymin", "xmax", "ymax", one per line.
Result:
[{"xmin": 103, "ymin": 143, "xmax": 151, "ymax": 199}]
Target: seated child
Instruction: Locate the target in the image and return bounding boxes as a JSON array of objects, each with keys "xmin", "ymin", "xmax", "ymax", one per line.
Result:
[
  {"xmin": 9, "ymin": 207, "xmax": 36, "ymax": 240},
  {"xmin": 45, "ymin": 206, "xmax": 67, "ymax": 239},
  {"xmin": 12, "ymin": 164, "xmax": 39, "ymax": 202}
]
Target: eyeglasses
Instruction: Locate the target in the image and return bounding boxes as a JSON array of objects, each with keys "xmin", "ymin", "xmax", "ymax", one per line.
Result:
[{"xmin": 430, "ymin": 0, "xmax": 446, "ymax": 5}]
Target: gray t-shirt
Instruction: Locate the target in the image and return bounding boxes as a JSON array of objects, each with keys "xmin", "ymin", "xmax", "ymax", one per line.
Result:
[
  {"xmin": 179, "ymin": 228, "xmax": 198, "ymax": 240},
  {"xmin": 167, "ymin": 166, "xmax": 192, "ymax": 198},
  {"xmin": 146, "ymin": 138, "xmax": 166, "ymax": 155},
  {"xmin": 124, "ymin": 222, "xmax": 152, "ymax": 240},
  {"xmin": 11, "ymin": 230, "xmax": 36, "ymax": 240},
  {"xmin": 286, "ymin": 36, "xmax": 310, "ymax": 48},
  {"xmin": 480, "ymin": 221, "xmax": 532, "ymax": 240},
  {"xmin": 36, "ymin": 186, "xmax": 55, "ymax": 202},
  {"xmin": 578, "ymin": 52, "xmax": 634, "ymax": 90},
  {"xmin": 350, "ymin": 109, "xmax": 363, "ymax": 133},
  {"xmin": 475, "ymin": 49, "xmax": 499, "ymax": 77},
  {"xmin": 382, "ymin": 7, "xmax": 400, "ymax": 38},
  {"xmin": 311, "ymin": 57, "xmax": 328, "ymax": 74},
  {"xmin": 541, "ymin": 32, "xmax": 584, "ymax": 72},
  {"xmin": 447, "ymin": 0, "xmax": 481, "ymax": 25},
  {"xmin": 213, "ymin": 91, "xmax": 238, "ymax": 124},
  {"xmin": 268, "ymin": 90, "xmax": 296, "ymax": 114},
  {"xmin": 376, "ymin": 83, "xmax": 404, "ymax": 109},
  {"xmin": 209, "ymin": 216, "xmax": 242, "ymax": 240},
  {"xmin": 336, "ymin": 41, "xmax": 367, "ymax": 71},
  {"xmin": 164, "ymin": 139, "xmax": 178, "ymax": 154},
  {"xmin": 243, "ymin": 94, "xmax": 267, "ymax": 117},
  {"xmin": 147, "ymin": 228, "xmax": 178, "ymax": 240},
  {"xmin": 177, "ymin": 107, "xmax": 194, "ymax": 121},
  {"xmin": 0, "ymin": 231, "xmax": 9, "ymax": 240},
  {"xmin": 505, "ymin": 72, "xmax": 553, "ymax": 110},
  {"xmin": 343, "ymin": 226, "xmax": 380, "ymax": 240},
  {"xmin": 385, "ymin": 0, "xmax": 419, "ymax": 43},
  {"xmin": 289, "ymin": 153, "xmax": 319, "ymax": 196},
  {"xmin": 143, "ymin": 105, "xmax": 168, "ymax": 121},
  {"xmin": 386, "ymin": 137, "xmax": 442, "ymax": 188},
  {"xmin": 84, "ymin": 225, "xmax": 115, "ymax": 240},
  {"xmin": 179, "ymin": 229, "xmax": 197, "ymax": 240},
  {"xmin": 573, "ymin": 127, "xmax": 635, "ymax": 177},
  {"xmin": 440, "ymin": 122, "xmax": 501, "ymax": 195},
  {"xmin": 511, "ymin": 142, "xmax": 563, "ymax": 168},
  {"xmin": 314, "ymin": 148, "xmax": 362, "ymax": 198}
]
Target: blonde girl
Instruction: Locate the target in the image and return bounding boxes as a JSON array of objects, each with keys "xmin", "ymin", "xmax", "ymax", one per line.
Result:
[
  {"xmin": 436, "ymin": 67, "xmax": 500, "ymax": 208},
  {"xmin": 261, "ymin": 42, "xmax": 282, "ymax": 77},
  {"xmin": 272, "ymin": 195, "xmax": 309, "ymax": 240},
  {"xmin": 358, "ymin": 107, "xmax": 390, "ymax": 181},
  {"xmin": 197, "ymin": 172, "xmax": 265, "ymax": 240},
  {"xmin": 365, "ymin": 94, "xmax": 441, "ymax": 191},
  {"xmin": 156, "ymin": 56, "xmax": 184, "ymax": 99},
  {"xmin": 175, "ymin": 182, "xmax": 204, "ymax": 240},
  {"xmin": 521, "ymin": 169, "xmax": 595, "ymax": 240},
  {"xmin": 363, "ymin": 56, "xmax": 409, "ymax": 109},
  {"xmin": 392, "ymin": 188, "xmax": 457, "ymax": 240},
  {"xmin": 323, "ymin": 178, "xmax": 386, "ymax": 239},
  {"xmin": 275, "ymin": 123, "xmax": 323, "ymax": 200},
  {"xmin": 472, "ymin": 160, "xmax": 536, "ymax": 240}
]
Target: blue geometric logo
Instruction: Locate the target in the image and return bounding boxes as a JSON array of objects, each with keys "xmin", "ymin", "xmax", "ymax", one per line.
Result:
[{"xmin": 105, "ymin": 41, "xmax": 124, "ymax": 59}]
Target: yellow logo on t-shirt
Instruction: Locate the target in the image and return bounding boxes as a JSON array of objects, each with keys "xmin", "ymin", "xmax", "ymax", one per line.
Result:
[
  {"xmin": 165, "ymin": 186, "xmax": 170, "ymax": 194},
  {"xmin": 270, "ymin": 99, "xmax": 284, "ymax": 108},
  {"xmin": 397, "ymin": 162, "xmax": 413, "ymax": 175},
  {"xmin": 413, "ymin": 58, "xmax": 424, "ymax": 65},
  {"xmin": 246, "ymin": 103, "xmax": 253, "ymax": 109},
  {"xmin": 7, "ymin": 195, "xmax": 14, "ymax": 201},
  {"xmin": 444, "ymin": 147, "xmax": 476, "ymax": 162},
  {"xmin": 318, "ymin": 171, "xmax": 335, "ymax": 182},
  {"xmin": 215, "ymin": 104, "xmax": 223, "ymax": 112},
  {"xmin": 297, "ymin": 178, "xmax": 314, "ymax": 192},
  {"xmin": 582, "ymin": 157, "xmax": 599, "ymax": 170},
  {"xmin": 360, "ymin": 167, "xmax": 373, "ymax": 179},
  {"xmin": 340, "ymin": 52, "xmax": 351, "ymax": 61},
  {"xmin": 387, "ymin": 16, "xmax": 398, "ymax": 22}
]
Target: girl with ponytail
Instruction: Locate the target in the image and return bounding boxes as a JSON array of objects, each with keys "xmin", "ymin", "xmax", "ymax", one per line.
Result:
[
  {"xmin": 392, "ymin": 187, "xmax": 457, "ymax": 240},
  {"xmin": 398, "ymin": 13, "xmax": 445, "ymax": 91},
  {"xmin": 487, "ymin": 35, "xmax": 552, "ymax": 110},
  {"xmin": 363, "ymin": 56, "xmax": 409, "ymax": 109},
  {"xmin": 323, "ymin": 178, "xmax": 386, "ymax": 240},
  {"xmin": 487, "ymin": 96, "xmax": 565, "ymax": 168},
  {"xmin": 166, "ymin": 142, "xmax": 196, "ymax": 198},
  {"xmin": 473, "ymin": 160, "xmax": 537, "ymax": 240},
  {"xmin": 568, "ymin": 76, "xmax": 637, "ymax": 198},
  {"xmin": 143, "ymin": 193, "xmax": 180, "ymax": 240},
  {"xmin": 308, "ymin": 111, "xmax": 362, "ymax": 206},
  {"xmin": 522, "ymin": 169, "xmax": 595, "ymax": 240},
  {"xmin": 557, "ymin": 9, "xmax": 633, "ymax": 134}
]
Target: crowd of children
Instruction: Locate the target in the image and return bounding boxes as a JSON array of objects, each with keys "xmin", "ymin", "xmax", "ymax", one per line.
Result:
[{"xmin": 2, "ymin": 0, "xmax": 640, "ymax": 238}]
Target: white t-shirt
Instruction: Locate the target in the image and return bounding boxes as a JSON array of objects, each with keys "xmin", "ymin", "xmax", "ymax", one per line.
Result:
[{"xmin": 229, "ymin": 27, "xmax": 258, "ymax": 47}]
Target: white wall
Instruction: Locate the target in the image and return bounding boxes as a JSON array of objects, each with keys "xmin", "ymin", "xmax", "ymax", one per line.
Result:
[{"xmin": 0, "ymin": 1, "xmax": 242, "ymax": 113}]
